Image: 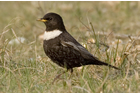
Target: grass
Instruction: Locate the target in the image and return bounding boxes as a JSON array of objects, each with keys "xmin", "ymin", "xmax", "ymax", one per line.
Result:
[{"xmin": 0, "ymin": 1, "xmax": 140, "ymax": 93}]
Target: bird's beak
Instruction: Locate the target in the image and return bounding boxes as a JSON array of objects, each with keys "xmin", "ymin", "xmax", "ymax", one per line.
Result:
[{"xmin": 37, "ymin": 18, "xmax": 47, "ymax": 22}]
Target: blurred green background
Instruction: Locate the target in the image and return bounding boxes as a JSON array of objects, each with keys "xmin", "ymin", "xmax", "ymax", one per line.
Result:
[{"xmin": 1, "ymin": 1, "xmax": 140, "ymax": 40}]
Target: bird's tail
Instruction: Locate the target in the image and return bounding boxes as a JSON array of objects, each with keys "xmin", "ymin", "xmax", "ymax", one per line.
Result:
[{"xmin": 87, "ymin": 59, "xmax": 120, "ymax": 70}]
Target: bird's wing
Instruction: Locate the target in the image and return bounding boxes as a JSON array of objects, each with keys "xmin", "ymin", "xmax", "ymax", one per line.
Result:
[
  {"xmin": 59, "ymin": 32, "xmax": 120, "ymax": 70},
  {"xmin": 61, "ymin": 41, "xmax": 96, "ymax": 59},
  {"xmin": 60, "ymin": 32, "xmax": 98, "ymax": 60}
]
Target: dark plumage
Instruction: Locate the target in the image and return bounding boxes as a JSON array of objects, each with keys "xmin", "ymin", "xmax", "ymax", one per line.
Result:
[{"xmin": 37, "ymin": 12, "xmax": 120, "ymax": 72}]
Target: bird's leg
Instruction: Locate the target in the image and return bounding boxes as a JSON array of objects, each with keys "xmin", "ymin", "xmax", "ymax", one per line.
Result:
[
  {"xmin": 52, "ymin": 68, "xmax": 73, "ymax": 84},
  {"xmin": 52, "ymin": 70, "xmax": 67, "ymax": 84},
  {"xmin": 68, "ymin": 68, "xmax": 73, "ymax": 79},
  {"xmin": 70, "ymin": 68, "xmax": 73, "ymax": 73}
]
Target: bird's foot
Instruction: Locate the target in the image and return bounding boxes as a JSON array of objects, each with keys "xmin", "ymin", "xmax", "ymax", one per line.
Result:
[{"xmin": 52, "ymin": 71, "xmax": 66, "ymax": 84}]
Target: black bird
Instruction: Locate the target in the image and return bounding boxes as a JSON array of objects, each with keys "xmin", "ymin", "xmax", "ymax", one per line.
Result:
[{"xmin": 37, "ymin": 12, "xmax": 120, "ymax": 73}]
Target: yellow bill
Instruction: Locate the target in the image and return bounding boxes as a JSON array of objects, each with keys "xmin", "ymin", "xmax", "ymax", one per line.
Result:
[{"xmin": 37, "ymin": 18, "xmax": 47, "ymax": 22}]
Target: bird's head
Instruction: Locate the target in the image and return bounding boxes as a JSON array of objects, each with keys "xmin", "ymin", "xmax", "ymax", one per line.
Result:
[{"xmin": 37, "ymin": 12, "xmax": 66, "ymax": 31}]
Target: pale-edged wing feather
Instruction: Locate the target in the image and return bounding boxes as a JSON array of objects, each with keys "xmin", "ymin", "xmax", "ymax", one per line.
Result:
[{"xmin": 60, "ymin": 32, "xmax": 99, "ymax": 60}]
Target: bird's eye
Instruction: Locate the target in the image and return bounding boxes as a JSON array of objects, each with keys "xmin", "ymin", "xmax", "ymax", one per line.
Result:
[{"xmin": 46, "ymin": 17, "xmax": 52, "ymax": 20}]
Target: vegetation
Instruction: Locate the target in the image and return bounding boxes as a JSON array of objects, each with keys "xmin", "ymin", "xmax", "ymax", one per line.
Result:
[{"xmin": 0, "ymin": 1, "xmax": 140, "ymax": 93}]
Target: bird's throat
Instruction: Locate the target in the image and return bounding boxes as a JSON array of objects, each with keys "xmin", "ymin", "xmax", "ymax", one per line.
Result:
[{"xmin": 43, "ymin": 30, "xmax": 62, "ymax": 41}]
